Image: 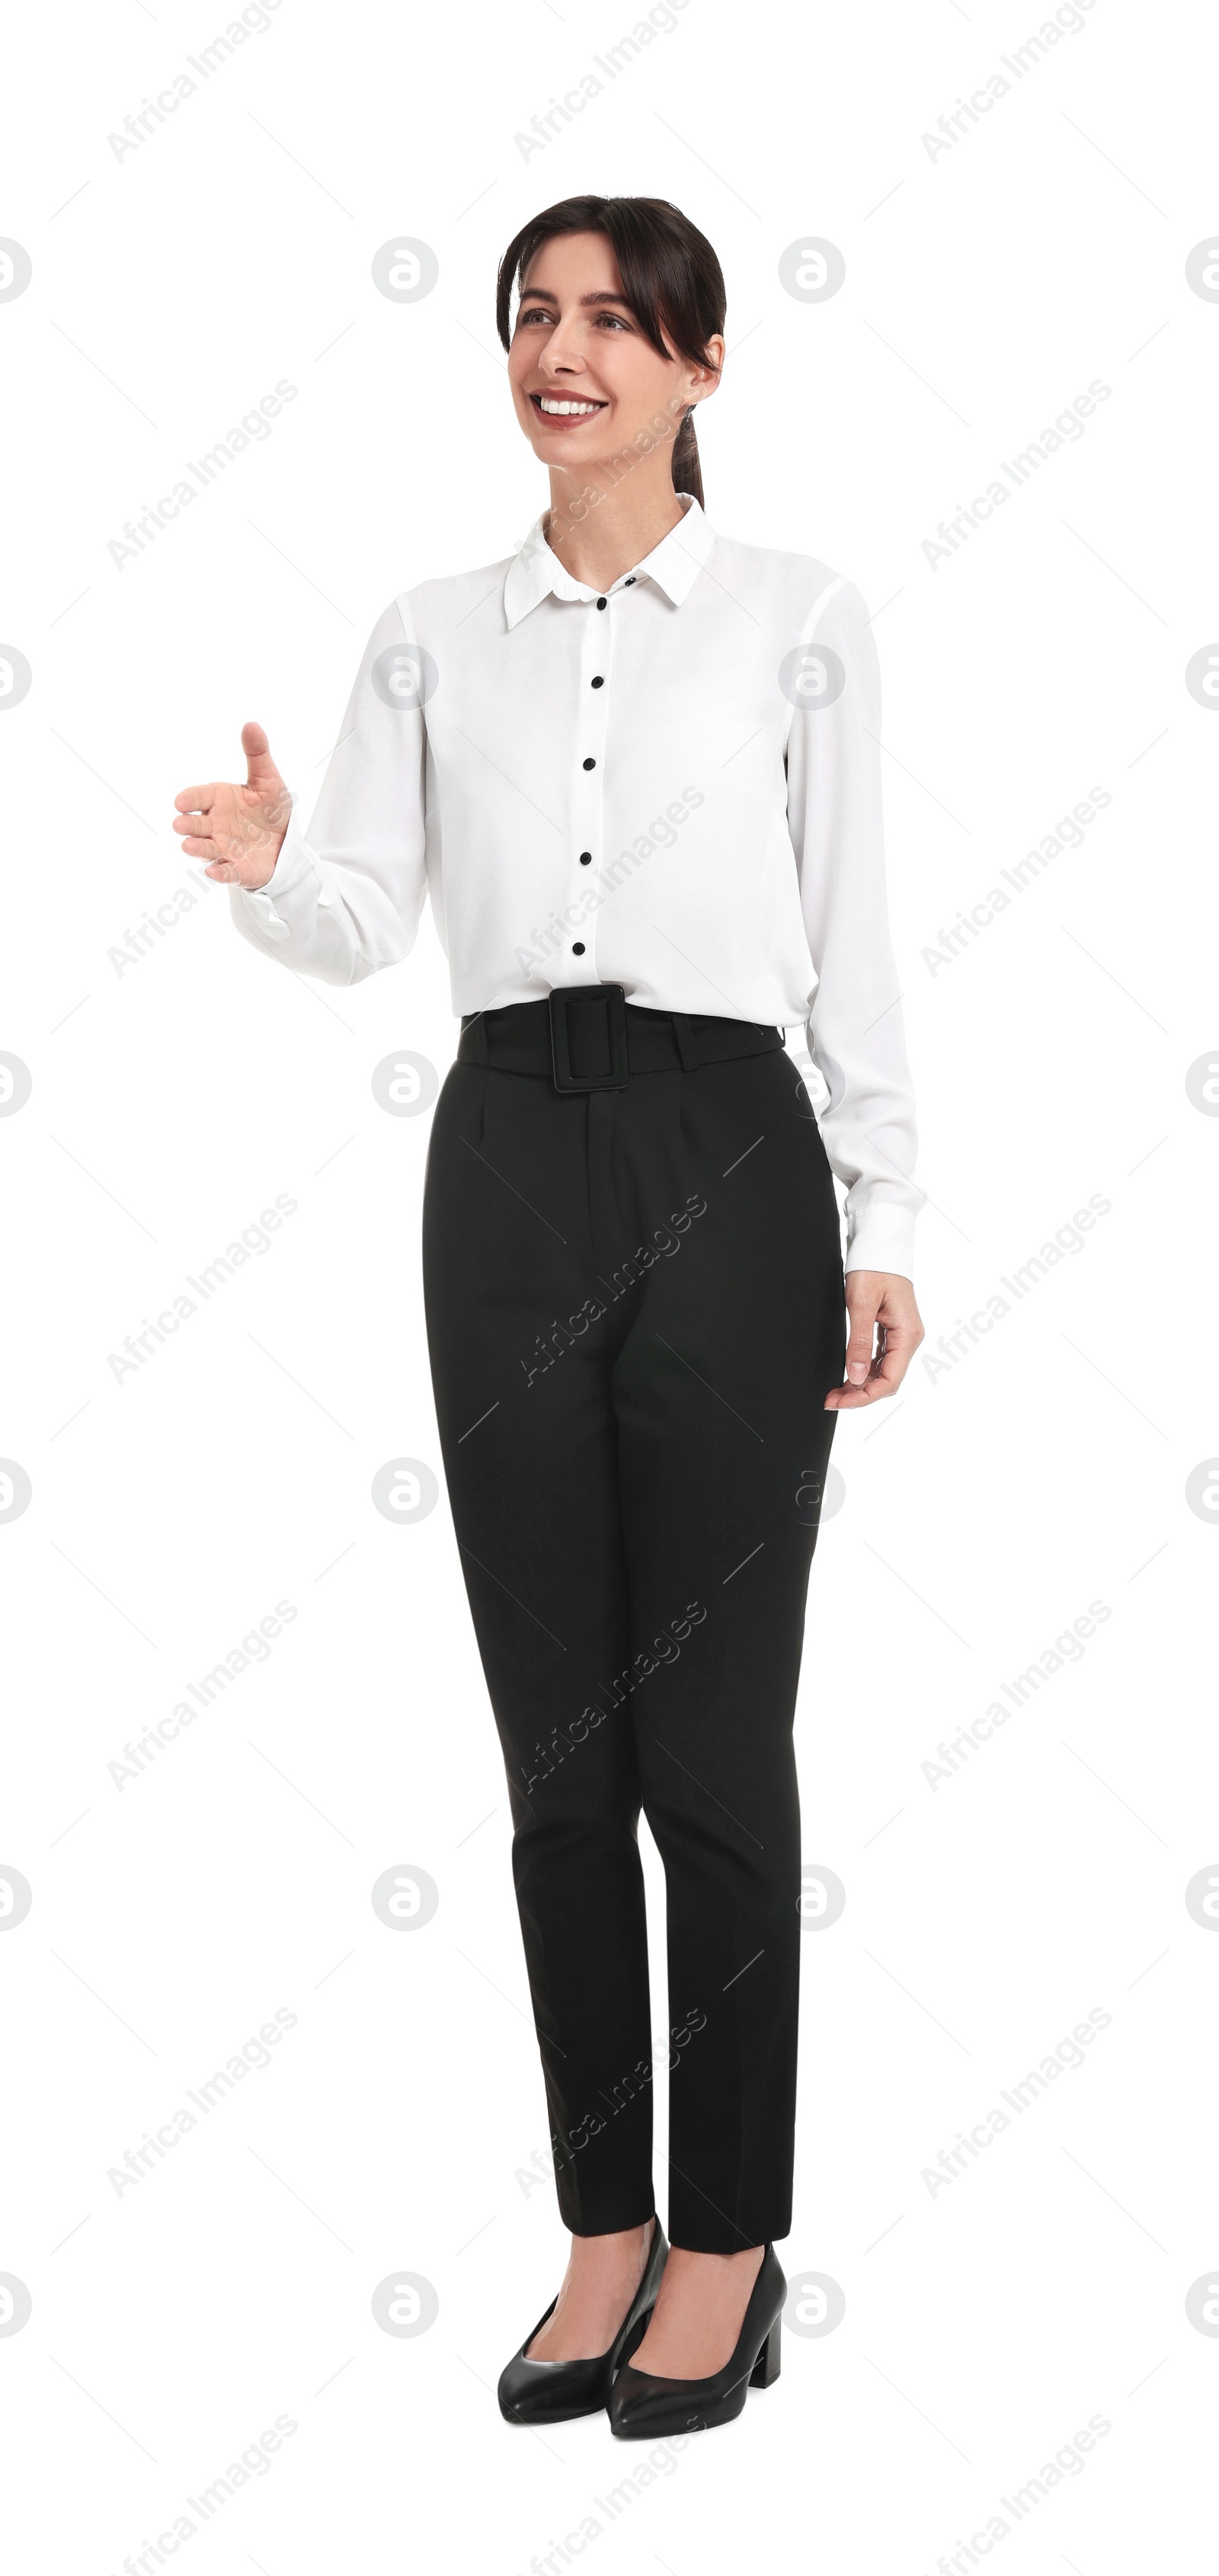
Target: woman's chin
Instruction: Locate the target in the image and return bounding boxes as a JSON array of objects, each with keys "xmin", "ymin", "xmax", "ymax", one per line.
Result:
[
  {"xmin": 531, "ymin": 439, "xmax": 618, "ymax": 485},
  {"xmin": 533, "ymin": 425, "xmax": 613, "ymax": 458}
]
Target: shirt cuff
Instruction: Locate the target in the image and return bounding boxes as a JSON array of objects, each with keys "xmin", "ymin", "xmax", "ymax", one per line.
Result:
[
  {"xmin": 843, "ymin": 1200, "xmax": 917, "ymax": 1282},
  {"xmin": 234, "ymin": 801, "xmax": 317, "ymax": 937}
]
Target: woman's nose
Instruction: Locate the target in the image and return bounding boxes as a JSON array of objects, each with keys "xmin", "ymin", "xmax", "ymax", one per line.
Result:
[{"xmin": 539, "ymin": 325, "xmax": 587, "ymax": 376}]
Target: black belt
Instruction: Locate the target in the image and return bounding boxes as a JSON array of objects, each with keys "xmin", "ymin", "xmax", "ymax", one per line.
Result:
[{"xmin": 458, "ymin": 985, "xmax": 785, "ymax": 1094}]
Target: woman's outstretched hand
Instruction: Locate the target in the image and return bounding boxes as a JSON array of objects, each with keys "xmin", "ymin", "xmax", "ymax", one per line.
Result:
[
  {"xmin": 824, "ymin": 1269, "xmax": 924, "ymax": 1409},
  {"xmin": 172, "ymin": 722, "xmax": 291, "ymax": 889}
]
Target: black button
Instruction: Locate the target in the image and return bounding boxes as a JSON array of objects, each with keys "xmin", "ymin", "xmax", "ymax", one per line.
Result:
[
  {"xmin": 590, "ymin": 675, "xmax": 603, "ymax": 687},
  {"xmin": 579, "ymin": 851, "xmax": 592, "ymax": 865},
  {"xmin": 625, "ymin": 575, "xmax": 636, "ymax": 585},
  {"xmin": 582, "ymin": 757, "xmax": 596, "ymax": 770},
  {"xmin": 596, "ymin": 597, "xmax": 606, "ymax": 609},
  {"xmin": 572, "ymin": 942, "xmax": 585, "ymax": 955}
]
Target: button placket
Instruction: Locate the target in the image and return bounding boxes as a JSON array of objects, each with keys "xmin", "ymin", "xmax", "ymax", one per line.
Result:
[{"xmin": 571, "ymin": 591, "xmax": 612, "ymax": 976}]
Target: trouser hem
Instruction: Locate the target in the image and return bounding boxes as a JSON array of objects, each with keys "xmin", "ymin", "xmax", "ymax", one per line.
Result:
[{"xmin": 557, "ymin": 2187, "xmax": 658, "ymax": 2237}]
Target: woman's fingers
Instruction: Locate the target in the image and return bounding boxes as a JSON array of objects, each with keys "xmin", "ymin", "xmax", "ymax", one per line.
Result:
[
  {"xmin": 171, "ymin": 753, "xmax": 286, "ymax": 890},
  {"xmin": 825, "ymin": 1370, "xmax": 891, "ymax": 1409},
  {"xmin": 174, "ymin": 815, "xmax": 235, "ymax": 855},
  {"xmin": 843, "ymin": 1306, "xmax": 875, "ymax": 1387},
  {"xmin": 862, "ymin": 1324, "xmax": 909, "ymax": 1396},
  {"xmin": 824, "ymin": 1272, "xmax": 925, "ymax": 1408}
]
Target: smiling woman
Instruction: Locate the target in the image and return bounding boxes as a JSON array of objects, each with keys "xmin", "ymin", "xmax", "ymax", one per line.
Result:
[
  {"xmin": 173, "ymin": 186, "xmax": 925, "ymax": 2450},
  {"xmin": 497, "ymin": 193, "xmax": 725, "ymax": 535}
]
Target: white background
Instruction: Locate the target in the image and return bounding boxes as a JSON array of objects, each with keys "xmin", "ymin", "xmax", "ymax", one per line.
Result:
[{"xmin": 2, "ymin": 0, "xmax": 1217, "ymax": 2568}]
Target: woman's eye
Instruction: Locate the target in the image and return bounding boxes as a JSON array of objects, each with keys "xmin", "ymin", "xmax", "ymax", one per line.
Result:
[{"xmin": 517, "ymin": 306, "xmax": 631, "ymax": 329}]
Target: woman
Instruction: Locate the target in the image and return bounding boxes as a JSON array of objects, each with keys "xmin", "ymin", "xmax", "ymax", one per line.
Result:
[{"xmin": 173, "ymin": 194, "xmax": 924, "ymax": 2438}]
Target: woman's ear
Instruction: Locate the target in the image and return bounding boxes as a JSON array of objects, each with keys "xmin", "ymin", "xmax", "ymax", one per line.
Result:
[{"xmin": 689, "ymin": 337, "xmax": 725, "ymax": 405}]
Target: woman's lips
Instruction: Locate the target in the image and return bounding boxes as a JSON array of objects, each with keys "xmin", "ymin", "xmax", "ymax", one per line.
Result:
[{"xmin": 529, "ymin": 392, "xmax": 608, "ymax": 424}]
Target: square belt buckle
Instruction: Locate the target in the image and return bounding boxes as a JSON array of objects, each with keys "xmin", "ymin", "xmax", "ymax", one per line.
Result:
[{"xmin": 549, "ymin": 983, "xmax": 630, "ymax": 1093}]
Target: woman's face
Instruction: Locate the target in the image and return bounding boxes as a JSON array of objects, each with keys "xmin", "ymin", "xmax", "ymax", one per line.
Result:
[{"xmin": 507, "ymin": 229, "xmax": 719, "ymax": 481}]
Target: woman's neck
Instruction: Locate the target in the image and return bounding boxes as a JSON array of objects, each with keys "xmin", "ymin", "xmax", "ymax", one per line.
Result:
[{"xmin": 544, "ymin": 460, "xmax": 689, "ymax": 591}]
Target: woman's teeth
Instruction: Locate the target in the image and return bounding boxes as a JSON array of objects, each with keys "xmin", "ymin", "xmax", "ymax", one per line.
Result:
[{"xmin": 536, "ymin": 397, "xmax": 604, "ymax": 415}]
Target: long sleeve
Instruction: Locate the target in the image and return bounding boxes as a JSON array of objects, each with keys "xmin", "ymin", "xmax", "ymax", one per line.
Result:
[
  {"xmin": 785, "ymin": 578, "xmax": 923, "ymax": 1280},
  {"xmin": 229, "ymin": 596, "xmax": 429, "ymax": 986}
]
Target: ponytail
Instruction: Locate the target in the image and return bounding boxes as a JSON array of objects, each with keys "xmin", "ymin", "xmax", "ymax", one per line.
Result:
[{"xmin": 671, "ymin": 406, "xmax": 703, "ymax": 505}]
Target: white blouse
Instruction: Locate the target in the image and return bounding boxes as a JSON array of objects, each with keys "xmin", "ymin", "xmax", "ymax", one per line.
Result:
[{"xmin": 232, "ymin": 495, "xmax": 921, "ymax": 1277}]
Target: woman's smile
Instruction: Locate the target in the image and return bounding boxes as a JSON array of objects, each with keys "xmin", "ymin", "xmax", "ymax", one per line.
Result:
[{"xmin": 530, "ymin": 391, "xmax": 610, "ymax": 421}]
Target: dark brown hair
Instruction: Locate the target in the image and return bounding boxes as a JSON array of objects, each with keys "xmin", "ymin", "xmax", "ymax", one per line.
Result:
[{"xmin": 495, "ymin": 195, "xmax": 725, "ymax": 505}]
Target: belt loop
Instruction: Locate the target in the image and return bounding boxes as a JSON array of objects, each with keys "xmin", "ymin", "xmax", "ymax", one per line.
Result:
[
  {"xmin": 670, "ymin": 1011, "xmax": 699, "ymax": 1072},
  {"xmin": 460, "ymin": 1011, "xmax": 489, "ymax": 1066}
]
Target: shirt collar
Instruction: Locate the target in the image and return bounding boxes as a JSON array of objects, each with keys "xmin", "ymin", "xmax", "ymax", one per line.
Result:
[{"xmin": 503, "ymin": 492, "xmax": 715, "ymax": 627}]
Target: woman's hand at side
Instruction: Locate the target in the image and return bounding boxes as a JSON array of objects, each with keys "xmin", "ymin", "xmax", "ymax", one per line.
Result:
[
  {"xmin": 172, "ymin": 722, "xmax": 292, "ymax": 889},
  {"xmin": 824, "ymin": 1270, "xmax": 924, "ymax": 1409}
]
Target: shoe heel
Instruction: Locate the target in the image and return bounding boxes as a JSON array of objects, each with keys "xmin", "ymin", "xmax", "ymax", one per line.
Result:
[{"xmin": 749, "ymin": 2322, "xmax": 781, "ymax": 2389}]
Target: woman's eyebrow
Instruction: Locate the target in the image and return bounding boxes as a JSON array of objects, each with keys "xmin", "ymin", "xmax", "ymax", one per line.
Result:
[{"xmin": 518, "ymin": 286, "xmax": 635, "ymax": 310}]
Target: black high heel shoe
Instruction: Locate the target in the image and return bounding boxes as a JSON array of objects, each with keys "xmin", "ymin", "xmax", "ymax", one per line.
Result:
[
  {"xmin": 608, "ymin": 2243, "xmax": 785, "ymax": 2438},
  {"xmin": 498, "ymin": 2218, "xmax": 669, "ymax": 2424}
]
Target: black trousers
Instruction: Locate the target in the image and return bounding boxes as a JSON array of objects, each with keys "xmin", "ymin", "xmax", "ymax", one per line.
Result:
[{"xmin": 421, "ymin": 997, "xmax": 845, "ymax": 2253}]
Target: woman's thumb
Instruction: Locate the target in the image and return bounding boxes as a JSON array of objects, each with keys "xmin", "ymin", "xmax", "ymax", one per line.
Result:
[{"xmin": 241, "ymin": 719, "xmax": 277, "ymax": 785}]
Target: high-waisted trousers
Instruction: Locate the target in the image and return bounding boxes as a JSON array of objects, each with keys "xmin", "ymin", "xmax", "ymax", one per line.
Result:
[{"xmin": 421, "ymin": 992, "xmax": 845, "ymax": 2253}]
